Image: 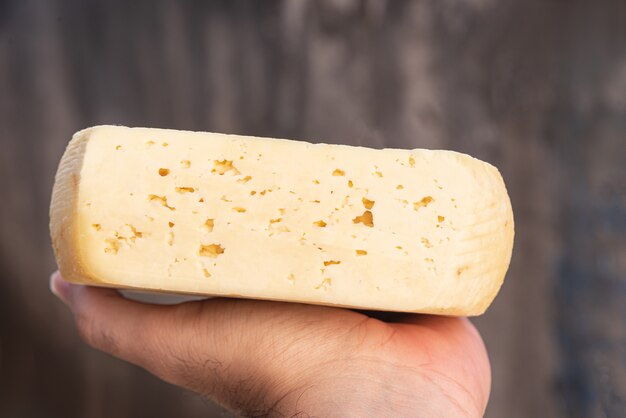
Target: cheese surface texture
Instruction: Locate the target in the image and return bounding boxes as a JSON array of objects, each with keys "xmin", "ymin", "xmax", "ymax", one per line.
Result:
[{"xmin": 50, "ymin": 126, "xmax": 514, "ymax": 315}]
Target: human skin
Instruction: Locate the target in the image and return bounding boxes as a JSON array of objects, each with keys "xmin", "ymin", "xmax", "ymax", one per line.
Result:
[{"xmin": 50, "ymin": 271, "xmax": 491, "ymax": 417}]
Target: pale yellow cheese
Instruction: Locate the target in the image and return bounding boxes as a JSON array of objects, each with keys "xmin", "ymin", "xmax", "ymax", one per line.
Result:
[{"xmin": 50, "ymin": 125, "xmax": 514, "ymax": 315}]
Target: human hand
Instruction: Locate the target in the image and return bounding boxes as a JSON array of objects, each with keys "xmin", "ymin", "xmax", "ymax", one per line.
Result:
[{"xmin": 50, "ymin": 272, "xmax": 490, "ymax": 417}]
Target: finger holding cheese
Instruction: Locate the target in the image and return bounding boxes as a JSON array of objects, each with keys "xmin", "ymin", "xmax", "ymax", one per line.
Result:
[{"xmin": 50, "ymin": 126, "xmax": 514, "ymax": 316}]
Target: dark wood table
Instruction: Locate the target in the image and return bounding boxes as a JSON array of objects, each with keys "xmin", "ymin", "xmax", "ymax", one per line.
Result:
[{"xmin": 1, "ymin": 1, "xmax": 624, "ymax": 417}]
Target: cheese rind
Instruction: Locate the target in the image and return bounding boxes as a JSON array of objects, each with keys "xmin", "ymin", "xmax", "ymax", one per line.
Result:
[{"xmin": 50, "ymin": 126, "xmax": 514, "ymax": 315}]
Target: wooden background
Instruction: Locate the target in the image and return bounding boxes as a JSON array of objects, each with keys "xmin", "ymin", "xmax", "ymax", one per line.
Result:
[{"xmin": 1, "ymin": 1, "xmax": 625, "ymax": 417}]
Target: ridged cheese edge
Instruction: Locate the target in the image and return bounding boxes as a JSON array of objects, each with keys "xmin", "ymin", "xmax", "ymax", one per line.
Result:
[{"xmin": 50, "ymin": 128, "xmax": 94, "ymax": 284}]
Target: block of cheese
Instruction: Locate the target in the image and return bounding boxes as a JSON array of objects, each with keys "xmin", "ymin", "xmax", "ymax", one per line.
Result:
[{"xmin": 50, "ymin": 126, "xmax": 514, "ymax": 315}]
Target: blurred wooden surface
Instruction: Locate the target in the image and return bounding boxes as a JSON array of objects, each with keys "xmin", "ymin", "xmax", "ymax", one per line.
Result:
[{"xmin": 1, "ymin": 1, "xmax": 625, "ymax": 417}]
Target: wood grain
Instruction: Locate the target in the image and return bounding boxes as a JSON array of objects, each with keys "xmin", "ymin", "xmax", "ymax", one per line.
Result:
[{"xmin": 0, "ymin": 1, "xmax": 624, "ymax": 417}]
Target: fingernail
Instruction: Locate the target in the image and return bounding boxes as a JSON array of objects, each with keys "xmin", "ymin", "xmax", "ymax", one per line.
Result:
[{"xmin": 50, "ymin": 271, "xmax": 72, "ymax": 306}]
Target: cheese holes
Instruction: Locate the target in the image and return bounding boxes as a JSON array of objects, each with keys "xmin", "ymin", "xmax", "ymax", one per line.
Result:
[
  {"xmin": 397, "ymin": 199, "xmax": 409, "ymax": 208},
  {"xmin": 104, "ymin": 239, "xmax": 120, "ymax": 254},
  {"xmin": 362, "ymin": 198, "xmax": 375, "ymax": 209},
  {"xmin": 202, "ymin": 219, "xmax": 214, "ymax": 233},
  {"xmin": 127, "ymin": 224, "xmax": 143, "ymax": 239},
  {"xmin": 212, "ymin": 160, "xmax": 240, "ymax": 175},
  {"xmin": 457, "ymin": 266, "xmax": 469, "ymax": 276},
  {"xmin": 315, "ymin": 278, "xmax": 332, "ymax": 290},
  {"xmin": 353, "ymin": 210, "xmax": 374, "ymax": 227},
  {"xmin": 413, "ymin": 196, "xmax": 433, "ymax": 211},
  {"xmin": 199, "ymin": 244, "xmax": 225, "ymax": 258},
  {"xmin": 421, "ymin": 237, "xmax": 433, "ymax": 248},
  {"xmin": 148, "ymin": 195, "xmax": 175, "ymax": 211}
]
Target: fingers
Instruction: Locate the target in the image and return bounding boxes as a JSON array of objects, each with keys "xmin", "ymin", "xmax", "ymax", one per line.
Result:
[
  {"xmin": 49, "ymin": 272, "xmax": 367, "ymax": 413},
  {"xmin": 50, "ymin": 272, "xmax": 241, "ymax": 402},
  {"xmin": 50, "ymin": 272, "xmax": 172, "ymax": 368}
]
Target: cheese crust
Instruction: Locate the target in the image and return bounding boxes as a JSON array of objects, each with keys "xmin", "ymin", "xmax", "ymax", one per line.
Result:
[{"xmin": 50, "ymin": 126, "xmax": 514, "ymax": 315}]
